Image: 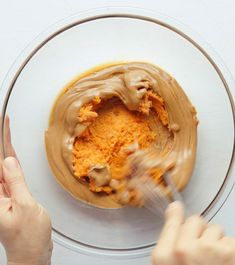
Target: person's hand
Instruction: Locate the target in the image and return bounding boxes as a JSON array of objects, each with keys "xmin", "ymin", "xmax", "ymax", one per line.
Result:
[
  {"xmin": 152, "ymin": 201, "xmax": 235, "ymax": 265},
  {"xmin": 0, "ymin": 117, "xmax": 53, "ymax": 265}
]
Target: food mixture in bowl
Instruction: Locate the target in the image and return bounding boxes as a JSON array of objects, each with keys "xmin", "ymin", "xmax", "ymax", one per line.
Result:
[{"xmin": 45, "ymin": 62, "xmax": 198, "ymax": 208}]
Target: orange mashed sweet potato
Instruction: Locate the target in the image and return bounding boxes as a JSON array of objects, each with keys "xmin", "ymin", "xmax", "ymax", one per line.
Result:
[{"xmin": 72, "ymin": 91, "xmax": 169, "ymax": 195}]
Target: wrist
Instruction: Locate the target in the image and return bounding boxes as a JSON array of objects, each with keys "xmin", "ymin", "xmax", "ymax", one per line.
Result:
[
  {"xmin": 8, "ymin": 263, "xmax": 50, "ymax": 265},
  {"xmin": 6, "ymin": 240, "xmax": 53, "ymax": 265},
  {"xmin": 8, "ymin": 257, "xmax": 51, "ymax": 265},
  {"xmin": 7, "ymin": 248, "xmax": 52, "ymax": 265},
  {"xmin": 8, "ymin": 261, "xmax": 50, "ymax": 265},
  {"xmin": 8, "ymin": 258, "xmax": 51, "ymax": 265},
  {"xmin": 7, "ymin": 254, "xmax": 52, "ymax": 265}
]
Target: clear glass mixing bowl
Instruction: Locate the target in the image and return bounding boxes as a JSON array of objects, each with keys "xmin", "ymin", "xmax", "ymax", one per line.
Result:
[{"xmin": 0, "ymin": 7, "xmax": 234, "ymax": 259}]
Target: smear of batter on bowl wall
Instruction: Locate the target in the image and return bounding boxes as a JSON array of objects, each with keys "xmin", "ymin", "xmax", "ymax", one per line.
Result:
[{"xmin": 45, "ymin": 62, "xmax": 198, "ymax": 209}]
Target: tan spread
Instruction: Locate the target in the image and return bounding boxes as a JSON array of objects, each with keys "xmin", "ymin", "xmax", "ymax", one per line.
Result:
[{"xmin": 45, "ymin": 62, "xmax": 198, "ymax": 208}]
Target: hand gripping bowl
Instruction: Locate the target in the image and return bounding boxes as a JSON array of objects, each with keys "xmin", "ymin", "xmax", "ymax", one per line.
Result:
[{"xmin": 0, "ymin": 7, "xmax": 234, "ymax": 261}]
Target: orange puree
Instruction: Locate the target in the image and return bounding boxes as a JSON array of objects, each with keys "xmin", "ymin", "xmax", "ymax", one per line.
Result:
[{"xmin": 72, "ymin": 91, "xmax": 168, "ymax": 194}]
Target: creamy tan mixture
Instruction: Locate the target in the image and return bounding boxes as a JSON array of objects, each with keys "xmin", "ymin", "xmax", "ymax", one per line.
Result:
[{"xmin": 45, "ymin": 62, "xmax": 198, "ymax": 208}]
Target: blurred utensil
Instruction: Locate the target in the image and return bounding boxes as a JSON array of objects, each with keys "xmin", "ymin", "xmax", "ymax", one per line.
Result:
[{"xmin": 129, "ymin": 152, "xmax": 183, "ymax": 217}]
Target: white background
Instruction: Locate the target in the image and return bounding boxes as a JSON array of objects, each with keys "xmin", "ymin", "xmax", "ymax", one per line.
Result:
[{"xmin": 0, "ymin": 1, "xmax": 235, "ymax": 264}]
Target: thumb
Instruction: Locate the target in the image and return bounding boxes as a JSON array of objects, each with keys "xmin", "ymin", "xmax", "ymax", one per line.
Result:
[
  {"xmin": 4, "ymin": 116, "xmax": 18, "ymax": 159},
  {"xmin": 2, "ymin": 157, "xmax": 32, "ymax": 203}
]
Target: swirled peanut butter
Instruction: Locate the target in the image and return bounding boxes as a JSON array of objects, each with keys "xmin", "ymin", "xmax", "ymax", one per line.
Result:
[{"xmin": 45, "ymin": 62, "xmax": 198, "ymax": 208}]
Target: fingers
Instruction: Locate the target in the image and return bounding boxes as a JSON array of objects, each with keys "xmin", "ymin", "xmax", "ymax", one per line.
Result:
[
  {"xmin": 0, "ymin": 162, "xmax": 3, "ymax": 182},
  {"xmin": 0, "ymin": 163, "xmax": 9, "ymax": 196},
  {"xmin": 0, "ymin": 181, "xmax": 10, "ymax": 198},
  {"xmin": 2, "ymin": 157, "xmax": 32, "ymax": 204},
  {"xmin": 158, "ymin": 201, "xmax": 184, "ymax": 249},
  {"xmin": 0, "ymin": 183, "xmax": 5, "ymax": 198},
  {"xmin": 0, "ymin": 116, "xmax": 3, "ymax": 162},
  {"xmin": 201, "ymin": 224, "xmax": 224, "ymax": 241},
  {"xmin": 0, "ymin": 163, "xmax": 10, "ymax": 197},
  {"xmin": 3, "ymin": 116, "xmax": 18, "ymax": 159},
  {"xmin": 0, "ymin": 116, "xmax": 18, "ymax": 165},
  {"xmin": 177, "ymin": 215, "xmax": 206, "ymax": 243},
  {"xmin": 220, "ymin": 236, "xmax": 235, "ymax": 245},
  {"xmin": 0, "ymin": 158, "xmax": 9, "ymax": 197},
  {"xmin": 152, "ymin": 202, "xmax": 184, "ymax": 264},
  {"xmin": 218, "ymin": 237, "xmax": 235, "ymax": 261}
]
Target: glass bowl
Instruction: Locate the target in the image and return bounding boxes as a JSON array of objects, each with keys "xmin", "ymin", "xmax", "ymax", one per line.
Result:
[{"xmin": 0, "ymin": 7, "xmax": 234, "ymax": 260}]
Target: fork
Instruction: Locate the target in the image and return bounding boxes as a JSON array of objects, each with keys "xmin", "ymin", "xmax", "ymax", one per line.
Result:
[{"xmin": 130, "ymin": 159, "xmax": 183, "ymax": 217}]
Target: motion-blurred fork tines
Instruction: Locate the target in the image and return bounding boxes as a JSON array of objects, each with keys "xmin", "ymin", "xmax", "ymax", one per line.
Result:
[{"xmin": 132, "ymin": 171, "xmax": 183, "ymax": 217}]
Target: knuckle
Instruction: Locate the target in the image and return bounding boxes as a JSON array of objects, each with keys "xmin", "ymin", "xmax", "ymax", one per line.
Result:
[
  {"xmin": 7, "ymin": 175, "xmax": 23, "ymax": 185},
  {"xmin": 175, "ymin": 245, "xmax": 185, "ymax": 256},
  {"xmin": 152, "ymin": 248, "xmax": 172, "ymax": 264},
  {"xmin": 16, "ymin": 197, "xmax": 36, "ymax": 208},
  {"xmin": 37, "ymin": 206, "xmax": 51, "ymax": 224},
  {"xmin": 175, "ymin": 244, "xmax": 190, "ymax": 258},
  {"xmin": 199, "ymin": 241, "xmax": 215, "ymax": 253},
  {"xmin": 175, "ymin": 243, "xmax": 199, "ymax": 260},
  {"xmin": 210, "ymin": 223, "xmax": 224, "ymax": 233},
  {"xmin": 223, "ymin": 236, "xmax": 235, "ymax": 245}
]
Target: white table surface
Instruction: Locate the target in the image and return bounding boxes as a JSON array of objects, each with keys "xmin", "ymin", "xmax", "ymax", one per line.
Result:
[{"xmin": 0, "ymin": 1, "xmax": 235, "ymax": 264}]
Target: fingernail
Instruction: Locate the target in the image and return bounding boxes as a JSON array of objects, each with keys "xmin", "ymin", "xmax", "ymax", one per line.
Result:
[{"xmin": 3, "ymin": 157, "xmax": 20, "ymax": 170}]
